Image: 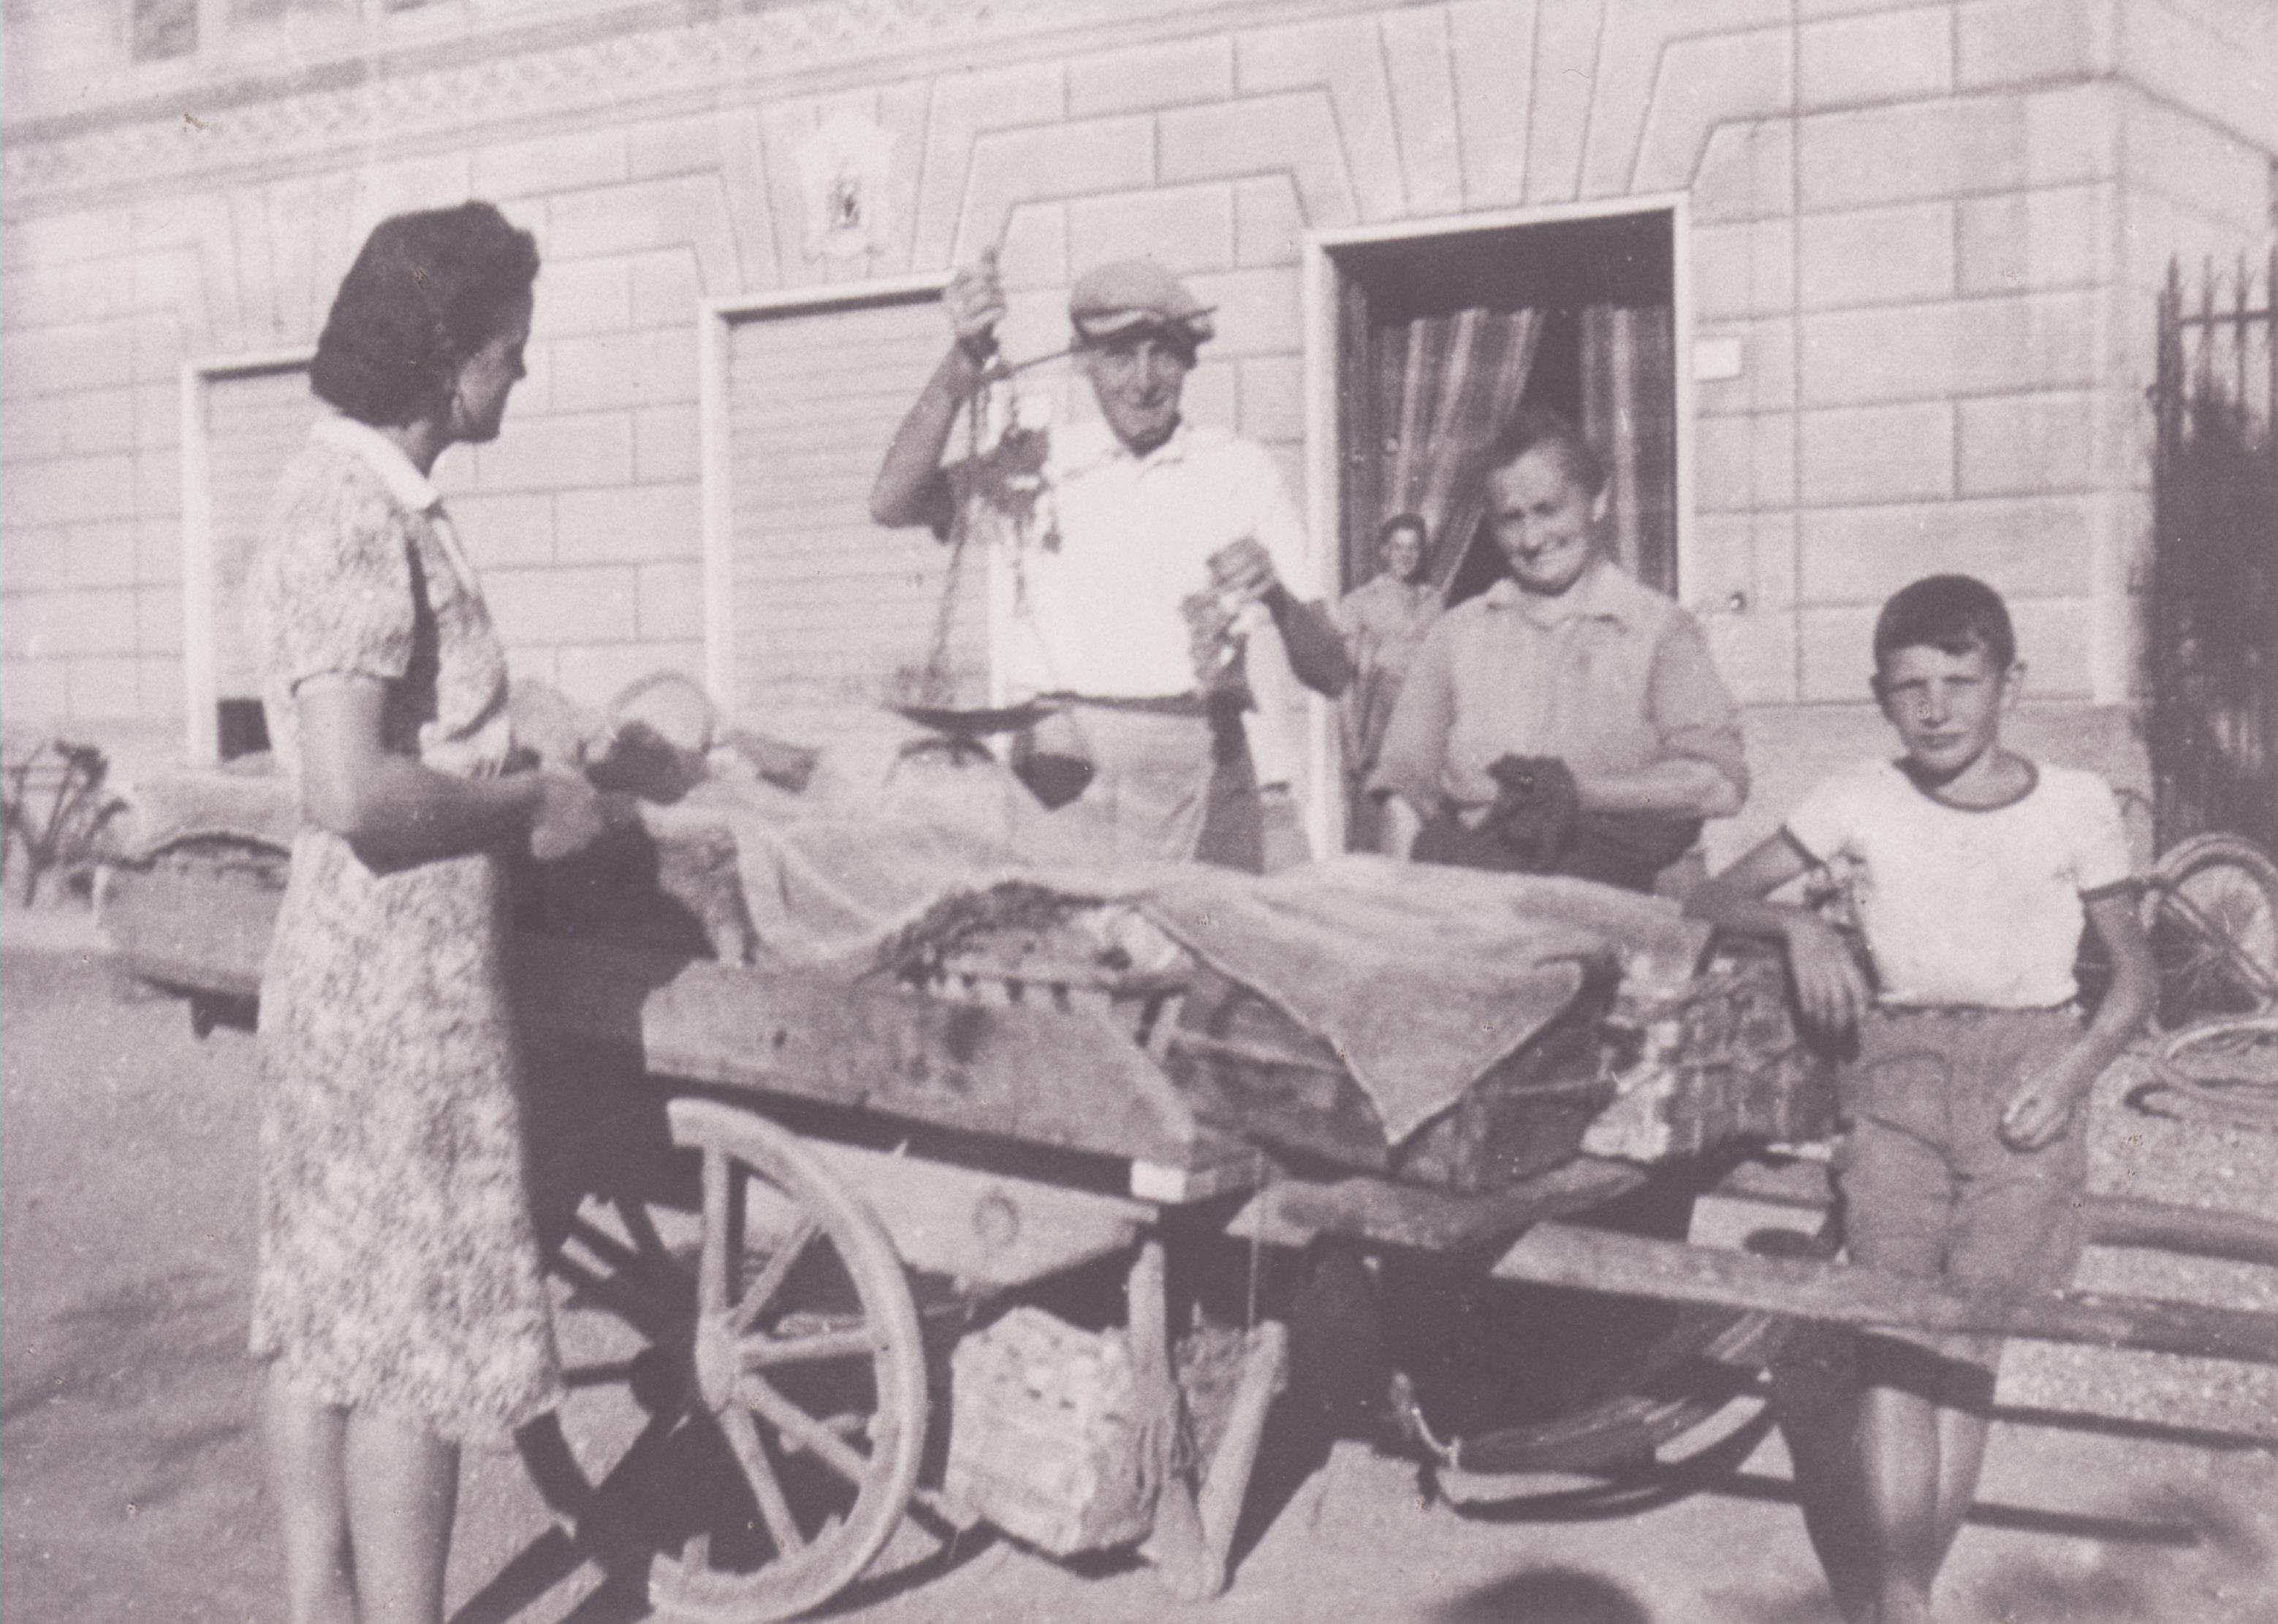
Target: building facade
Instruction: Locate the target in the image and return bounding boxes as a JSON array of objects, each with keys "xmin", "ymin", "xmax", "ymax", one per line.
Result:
[{"xmin": 3, "ymin": 0, "xmax": 2272, "ymax": 854}]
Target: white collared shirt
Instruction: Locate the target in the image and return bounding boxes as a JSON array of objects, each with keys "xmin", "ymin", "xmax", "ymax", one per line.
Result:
[{"xmin": 990, "ymin": 417, "xmax": 1316, "ymax": 699}]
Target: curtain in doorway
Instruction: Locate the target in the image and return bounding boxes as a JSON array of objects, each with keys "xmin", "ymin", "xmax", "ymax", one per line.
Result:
[
  {"xmin": 1364, "ymin": 308, "xmax": 1544, "ymax": 593},
  {"xmin": 1580, "ymin": 305, "xmax": 1678, "ymax": 594}
]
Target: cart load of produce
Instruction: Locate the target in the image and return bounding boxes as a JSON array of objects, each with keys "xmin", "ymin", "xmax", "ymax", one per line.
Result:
[{"xmin": 105, "ymin": 680, "xmax": 1834, "ymax": 1187}]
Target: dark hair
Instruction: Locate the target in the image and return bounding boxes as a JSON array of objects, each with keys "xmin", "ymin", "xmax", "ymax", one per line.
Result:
[
  {"xmin": 1872, "ymin": 574, "xmax": 2017, "ymax": 672},
  {"xmin": 311, "ymin": 202, "xmax": 539, "ymax": 427},
  {"xmin": 1481, "ymin": 403, "xmax": 1607, "ymax": 497},
  {"xmin": 1378, "ymin": 512, "xmax": 1428, "ymax": 548}
]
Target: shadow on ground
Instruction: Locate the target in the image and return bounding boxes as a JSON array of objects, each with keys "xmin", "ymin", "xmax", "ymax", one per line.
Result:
[{"xmin": 1434, "ymin": 1565, "xmax": 1655, "ymax": 1623}]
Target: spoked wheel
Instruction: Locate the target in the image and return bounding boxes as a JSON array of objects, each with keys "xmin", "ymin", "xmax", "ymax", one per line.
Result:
[
  {"xmin": 539, "ymin": 1096, "xmax": 928, "ymax": 1624},
  {"xmin": 654, "ymin": 1099, "xmax": 929, "ymax": 1623},
  {"xmin": 2143, "ymin": 832, "xmax": 2278, "ymax": 1029},
  {"xmin": 1378, "ymin": 1196, "xmax": 1832, "ymax": 1494}
]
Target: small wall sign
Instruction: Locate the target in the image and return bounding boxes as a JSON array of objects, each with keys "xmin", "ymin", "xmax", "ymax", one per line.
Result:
[{"xmin": 797, "ymin": 112, "xmax": 896, "ymax": 262}]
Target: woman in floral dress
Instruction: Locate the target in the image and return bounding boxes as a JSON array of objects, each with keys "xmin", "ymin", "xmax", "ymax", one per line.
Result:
[{"xmin": 248, "ymin": 202, "xmax": 615, "ymax": 1624}]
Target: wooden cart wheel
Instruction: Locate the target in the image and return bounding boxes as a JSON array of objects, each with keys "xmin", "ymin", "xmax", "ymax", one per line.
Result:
[
  {"xmin": 535, "ymin": 1095, "xmax": 928, "ymax": 1624},
  {"xmin": 1371, "ymin": 1192, "xmax": 1834, "ymax": 1487},
  {"xmin": 2143, "ymin": 832, "xmax": 2278, "ymax": 1029},
  {"xmin": 647, "ymin": 1098, "xmax": 930, "ymax": 1624}
]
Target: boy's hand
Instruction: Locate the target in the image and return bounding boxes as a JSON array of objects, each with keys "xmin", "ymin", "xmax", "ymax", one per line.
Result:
[
  {"xmin": 1780, "ymin": 912, "xmax": 1869, "ymax": 1039},
  {"xmin": 2000, "ymin": 1050, "xmax": 2100, "ymax": 1150}
]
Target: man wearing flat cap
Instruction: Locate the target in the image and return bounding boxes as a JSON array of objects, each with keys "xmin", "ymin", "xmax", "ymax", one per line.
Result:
[{"xmin": 871, "ymin": 251, "xmax": 1351, "ymax": 870}]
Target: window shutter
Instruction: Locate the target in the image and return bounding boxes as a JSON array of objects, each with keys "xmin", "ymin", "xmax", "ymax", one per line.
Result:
[
  {"xmin": 724, "ymin": 295, "xmax": 987, "ymax": 718},
  {"xmin": 203, "ymin": 364, "xmax": 320, "ymax": 703}
]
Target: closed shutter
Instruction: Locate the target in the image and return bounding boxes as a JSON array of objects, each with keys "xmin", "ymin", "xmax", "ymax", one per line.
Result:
[
  {"xmin": 203, "ymin": 363, "xmax": 319, "ymax": 702},
  {"xmin": 724, "ymin": 294, "xmax": 987, "ymax": 718}
]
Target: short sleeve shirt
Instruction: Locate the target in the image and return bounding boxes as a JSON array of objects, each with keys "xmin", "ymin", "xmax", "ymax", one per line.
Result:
[
  {"xmin": 1784, "ymin": 758, "xmax": 2134, "ymax": 1008},
  {"xmin": 992, "ymin": 418, "xmax": 1316, "ymax": 699},
  {"xmin": 249, "ymin": 414, "xmax": 513, "ymax": 788},
  {"xmin": 1367, "ymin": 559, "xmax": 1747, "ymax": 812},
  {"xmin": 1334, "ymin": 573, "xmax": 1443, "ymax": 685}
]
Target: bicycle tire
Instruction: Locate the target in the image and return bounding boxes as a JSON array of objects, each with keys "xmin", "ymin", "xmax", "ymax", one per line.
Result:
[{"xmin": 2141, "ymin": 832, "xmax": 2278, "ymax": 1030}]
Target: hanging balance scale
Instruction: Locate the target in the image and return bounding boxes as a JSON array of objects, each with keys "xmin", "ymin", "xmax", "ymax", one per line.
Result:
[{"xmin": 886, "ymin": 341, "xmax": 1097, "ymax": 806}]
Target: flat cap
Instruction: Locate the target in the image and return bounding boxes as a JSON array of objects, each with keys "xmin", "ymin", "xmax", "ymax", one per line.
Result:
[{"xmin": 1068, "ymin": 258, "xmax": 1215, "ymax": 343}]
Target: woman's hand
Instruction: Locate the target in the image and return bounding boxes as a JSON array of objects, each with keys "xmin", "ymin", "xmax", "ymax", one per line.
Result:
[{"xmin": 528, "ymin": 770, "xmax": 620, "ymax": 862}]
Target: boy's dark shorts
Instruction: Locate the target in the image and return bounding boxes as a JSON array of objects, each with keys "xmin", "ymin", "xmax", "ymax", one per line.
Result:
[{"xmin": 1836, "ymin": 1005, "xmax": 2090, "ymax": 1360}]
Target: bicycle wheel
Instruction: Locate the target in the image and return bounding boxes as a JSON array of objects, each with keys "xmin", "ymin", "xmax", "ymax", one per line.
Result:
[{"xmin": 2142, "ymin": 832, "xmax": 2278, "ymax": 1029}]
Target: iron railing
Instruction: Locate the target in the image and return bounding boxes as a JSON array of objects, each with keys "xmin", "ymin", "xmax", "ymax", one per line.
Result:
[{"xmin": 2149, "ymin": 252, "xmax": 2277, "ymax": 852}]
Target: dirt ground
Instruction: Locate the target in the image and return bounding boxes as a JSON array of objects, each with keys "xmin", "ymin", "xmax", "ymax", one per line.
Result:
[{"xmin": 5, "ymin": 920, "xmax": 2276, "ymax": 1624}]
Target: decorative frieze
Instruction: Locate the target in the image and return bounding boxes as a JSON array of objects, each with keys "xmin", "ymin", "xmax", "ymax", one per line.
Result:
[{"xmin": 3, "ymin": 0, "xmax": 1228, "ymax": 210}]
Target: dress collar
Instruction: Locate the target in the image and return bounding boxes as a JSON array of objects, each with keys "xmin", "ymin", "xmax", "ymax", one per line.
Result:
[
  {"xmin": 311, "ymin": 412, "xmax": 485, "ymax": 599},
  {"xmin": 312, "ymin": 413, "xmax": 444, "ymax": 515},
  {"xmin": 1480, "ymin": 557, "xmax": 1636, "ymax": 629}
]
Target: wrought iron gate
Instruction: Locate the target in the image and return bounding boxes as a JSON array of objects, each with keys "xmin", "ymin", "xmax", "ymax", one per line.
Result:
[{"xmin": 2149, "ymin": 253, "xmax": 2278, "ymax": 851}]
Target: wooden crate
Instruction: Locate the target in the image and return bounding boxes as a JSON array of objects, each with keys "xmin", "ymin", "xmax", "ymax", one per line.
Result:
[
  {"xmin": 1584, "ymin": 941, "xmax": 1839, "ymax": 1161},
  {"xmin": 941, "ymin": 1306, "xmax": 1158, "ymax": 1555}
]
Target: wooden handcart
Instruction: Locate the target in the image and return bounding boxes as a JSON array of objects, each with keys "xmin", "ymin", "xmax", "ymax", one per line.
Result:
[{"xmin": 96, "ymin": 832, "xmax": 2278, "ymax": 1624}]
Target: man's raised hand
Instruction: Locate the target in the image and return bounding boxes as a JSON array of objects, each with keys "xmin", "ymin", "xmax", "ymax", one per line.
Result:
[{"xmin": 944, "ymin": 247, "xmax": 1007, "ymax": 361}]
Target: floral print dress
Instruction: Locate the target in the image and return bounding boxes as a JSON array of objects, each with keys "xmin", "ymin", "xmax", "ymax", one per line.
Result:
[{"xmin": 246, "ymin": 415, "xmax": 561, "ymax": 1443}]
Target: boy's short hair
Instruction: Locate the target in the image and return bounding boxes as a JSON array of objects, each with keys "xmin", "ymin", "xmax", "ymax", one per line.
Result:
[{"xmin": 1873, "ymin": 574, "xmax": 2016, "ymax": 673}]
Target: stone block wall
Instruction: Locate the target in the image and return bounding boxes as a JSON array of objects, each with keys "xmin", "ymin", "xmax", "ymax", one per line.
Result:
[{"xmin": 1, "ymin": 0, "xmax": 2271, "ymax": 797}]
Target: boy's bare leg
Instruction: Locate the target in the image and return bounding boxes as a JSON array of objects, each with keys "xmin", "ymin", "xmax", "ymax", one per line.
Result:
[
  {"xmin": 260, "ymin": 1367, "xmax": 355, "ymax": 1624},
  {"xmin": 1929, "ymin": 1337, "xmax": 2000, "ymax": 1571},
  {"xmin": 1931, "ymin": 1405, "xmax": 1992, "ymax": 1566},
  {"xmin": 343, "ymin": 1408, "xmax": 460, "ymax": 1624},
  {"xmin": 1766, "ymin": 1323, "xmax": 1878, "ymax": 1623},
  {"xmin": 1856, "ymin": 1373, "xmax": 1942, "ymax": 1623}
]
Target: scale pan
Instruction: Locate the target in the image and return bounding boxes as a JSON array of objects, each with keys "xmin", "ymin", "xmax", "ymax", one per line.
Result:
[{"xmin": 888, "ymin": 699, "xmax": 1058, "ymax": 739}]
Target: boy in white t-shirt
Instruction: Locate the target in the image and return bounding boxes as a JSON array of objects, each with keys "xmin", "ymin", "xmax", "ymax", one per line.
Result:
[{"xmin": 1687, "ymin": 575, "xmax": 2154, "ymax": 1624}]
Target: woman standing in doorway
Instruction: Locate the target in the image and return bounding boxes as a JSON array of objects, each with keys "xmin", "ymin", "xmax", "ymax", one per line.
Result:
[
  {"xmin": 248, "ymin": 202, "xmax": 612, "ymax": 1624},
  {"xmin": 1334, "ymin": 512, "xmax": 1442, "ymax": 851}
]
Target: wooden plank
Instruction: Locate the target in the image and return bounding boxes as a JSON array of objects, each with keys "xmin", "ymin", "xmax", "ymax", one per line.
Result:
[
  {"xmin": 800, "ymin": 1138, "xmax": 1147, "ymax": 1290},
  {"xmin": 1128, "ymin": 1240, "xmax": 1216, "ymax": 1601},
  {"xmin": 1489, "ymin": 1221, "xmax": 2278, "ymax": 1367},
  {"xmin": 1129, "ymin": 1154, "xmax": 1265, "ymax": 1205},
  {"xmin": 1226, "ymin": 1156, "xmax": 1649, "ymax": 1253},
  {"xmin": 2089, "ymin": 1194, "xmax": 2278, "ymax": 1270},
  {"xmin": 97, "ymin": 870, "xmax": 1247, "ymax": 1172},
  {"xmin": 1712, "ymin": 1159, "xmax": 2278, "ymax": 1270},
  {"xmin": 517, "ymin": 936, "xmax": 1230, "ymax": 1171}
]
